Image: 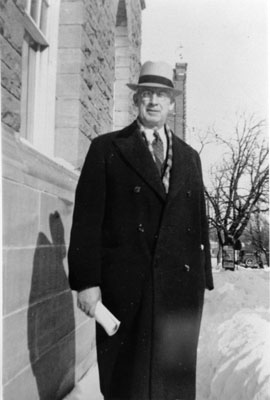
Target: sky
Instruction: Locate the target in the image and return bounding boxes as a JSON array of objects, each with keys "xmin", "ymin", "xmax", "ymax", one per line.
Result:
[{"xmin": 141, "ymin": 0, "xmax": 268, "ymax": 173}]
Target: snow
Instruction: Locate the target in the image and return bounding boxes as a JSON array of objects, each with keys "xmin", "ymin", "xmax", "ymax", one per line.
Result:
[
  {"xmin": 64, "ymin": 268, "xmax": 270, "ymax": 400},
  {"xmin": 197, "ymin": 269, "xmax": 270, "ymax": 400}
]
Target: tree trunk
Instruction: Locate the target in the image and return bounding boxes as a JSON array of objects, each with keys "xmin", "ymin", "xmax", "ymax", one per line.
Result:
[{"xmin": 217, "ymin": 244, "xmax": 222, "ymax": 265}]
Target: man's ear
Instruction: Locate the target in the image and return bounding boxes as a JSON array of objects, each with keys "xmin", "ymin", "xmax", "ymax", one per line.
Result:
[
  {"xmin": 169, "ymin": 100, "xmax": 175, "ymax": 112},
  {"xmin": 133, "ymin": 93, "xmax": 138, "ymax": 106}
]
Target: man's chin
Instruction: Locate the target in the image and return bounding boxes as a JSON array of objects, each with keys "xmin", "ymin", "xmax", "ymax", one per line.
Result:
[
  {"xmin": 146, "ymin": 111, "xmax": 160, "ymax": 118},
  {"xmin": 145, "ymin": 115, "xmax": 162, "ymax": 125}
]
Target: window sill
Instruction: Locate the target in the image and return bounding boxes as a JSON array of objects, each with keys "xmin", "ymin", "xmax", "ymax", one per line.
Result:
[
  {"xmin": 22, "ymin": 11, "xmax": 49, "ymax": 48},
  {"xmin": 2, "ymin": 126, "xmax": 79, "ymax": 202}
]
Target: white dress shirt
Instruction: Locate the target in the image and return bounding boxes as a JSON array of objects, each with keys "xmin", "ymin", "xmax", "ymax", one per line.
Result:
[{"xmin": 143, "ymin": 126, "xmax": 167, "ymax": 159}]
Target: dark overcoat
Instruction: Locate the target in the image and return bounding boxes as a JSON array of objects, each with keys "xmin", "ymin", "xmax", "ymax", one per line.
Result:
[{"xmin": 68, "ymin": 121, "xmax": 214, "ymax": 400}]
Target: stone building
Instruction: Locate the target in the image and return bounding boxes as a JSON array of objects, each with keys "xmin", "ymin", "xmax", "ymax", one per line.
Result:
[
  {"xmin": 168, "ymin": 62, "xmax": 187, "ymax": 141},
  {"xmin": 1, "ymin": 1, "xmax": 145, "ymax": 398},
  {"xmin": 1, "ymin": 1, "xmax": 187, "ymax": 398}
]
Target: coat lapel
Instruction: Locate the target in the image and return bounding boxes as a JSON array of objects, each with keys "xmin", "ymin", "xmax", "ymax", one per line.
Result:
[
  {"xmin": 113, "ymin": 122, "xmax": 166, "ymax": 201},
  {"xmin": 167, "ymin": 135, "xmax": 190, "ymax": 202}
]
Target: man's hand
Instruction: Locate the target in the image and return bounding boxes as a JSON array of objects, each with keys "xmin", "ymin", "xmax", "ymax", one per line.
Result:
[{"xmin": 77, "ymin": 286, "xmax": 101, "ymax": 317}]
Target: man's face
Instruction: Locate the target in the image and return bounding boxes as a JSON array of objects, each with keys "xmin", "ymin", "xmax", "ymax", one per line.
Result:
[{"xmin": 134, "ymin": 87, "xmax": 175, "ymax": 129}]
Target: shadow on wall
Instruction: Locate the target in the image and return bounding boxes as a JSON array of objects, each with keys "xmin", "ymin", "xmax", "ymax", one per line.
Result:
[{"xmin": 27, "ymin": 211, "xmax": 75, "ymax": 400}]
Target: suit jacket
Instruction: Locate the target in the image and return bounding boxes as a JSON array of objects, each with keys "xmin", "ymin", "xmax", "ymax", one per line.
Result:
[{"xmin": 68, "ymin": 120, "xmax": 214, "ymax": 400}]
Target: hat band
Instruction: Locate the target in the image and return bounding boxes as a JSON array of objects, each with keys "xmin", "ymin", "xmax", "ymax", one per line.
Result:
[{"xmin": 138, "ymin": 75, "xmax": 174, "ymax": 88}]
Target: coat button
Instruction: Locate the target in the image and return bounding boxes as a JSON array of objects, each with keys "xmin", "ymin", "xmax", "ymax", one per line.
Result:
[
  {"xmin": 133, "ymin": 186, "xmax": 141, "ymax": 193},
  {"xmin": 186, "ymin": 190, "xmax": 192, "ymax": 197},
  {"xmin": 186, "ymin": 227, "xmax": 192, "ymax": 233},
  {"xmin": 184, "ymin": 264, "xmax": 190, "ymax": 272},
  {"xmin": 137, "ymin": 223, "xmax": 144, "ymax": 233}
]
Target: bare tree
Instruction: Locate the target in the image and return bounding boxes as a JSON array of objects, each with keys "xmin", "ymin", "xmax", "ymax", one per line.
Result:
[
  {"xmin": 203, "ymin": 114, "xmax": 269, "ymax": 256},
  {"xmin": 188, "ymin": 126, "xmax": 213, "ymax": 155},
  {"xmin": 241, "ymin": 211, "xmax": 269, "ymax": 266}
]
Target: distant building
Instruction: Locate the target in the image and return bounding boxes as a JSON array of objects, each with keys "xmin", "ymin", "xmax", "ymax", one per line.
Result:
[
  {"xmin": 1, "ymin": 1, "xmax": 186, "ymax": 398},
  {"xmin": 168, "ymin": 62, "xmax": 187, "ymax": 141}
]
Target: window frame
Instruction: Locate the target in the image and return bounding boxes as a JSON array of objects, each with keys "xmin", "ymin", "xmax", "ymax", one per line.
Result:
[
  {"xmin": 24, "ymin": 0, "xmax": 49, "ymax": 46},
  {"xmin": 20, "ymin": 0, "xmax": 60, "ymax": 158}
]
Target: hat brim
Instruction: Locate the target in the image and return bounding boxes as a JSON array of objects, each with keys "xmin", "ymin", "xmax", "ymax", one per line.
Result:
[{"xmin": 126, "ymin": 82, "xmax": 182, "ymax": 96}]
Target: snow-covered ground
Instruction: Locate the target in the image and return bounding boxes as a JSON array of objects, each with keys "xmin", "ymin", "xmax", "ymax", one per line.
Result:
[
  {"xmin": 197, "ymin": 268, "xmax": 270, "ymax": 400},
  {"xmin": 65, "ymin": 267, "xmax": 270, "ymax": 400}
]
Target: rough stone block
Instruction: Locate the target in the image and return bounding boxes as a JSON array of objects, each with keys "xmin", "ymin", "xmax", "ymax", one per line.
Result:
[
  {"xmin": 0, "ymin": 36, "xmax": 22, "ymax": 74},
  {"xmin": 1, "ymin": 61, "xmax": 21, "ymax": 99},
  {"xmin": 1, "ymin": 87, "xmax": 20, "ymax": 131},
  {"xmin": 1, "ymin": 1, "xmax": 24, "ymax": 53}
]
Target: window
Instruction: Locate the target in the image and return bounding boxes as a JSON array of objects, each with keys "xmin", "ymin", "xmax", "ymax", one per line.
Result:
[
  {"xmin": 29, "ymin": 0, "xmax": 49, "ymax": 33},
  {"xmin": 21, "ymin": 0, "xmax": 60, "ymax": 157},
  {"xmin": 24, "ymin": 0, "xmax": 49, "ymax": 44}
]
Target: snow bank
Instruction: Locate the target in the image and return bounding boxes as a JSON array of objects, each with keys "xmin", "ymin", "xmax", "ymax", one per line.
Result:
[{"xmin": 197, "ymin": 269, "xmax": 270, "ymax": 400}]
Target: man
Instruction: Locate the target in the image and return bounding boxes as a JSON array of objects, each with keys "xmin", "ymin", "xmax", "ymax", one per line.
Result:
[{"xmin": 68, "ymin": 61, "xmax": 214, "ymax": 400}]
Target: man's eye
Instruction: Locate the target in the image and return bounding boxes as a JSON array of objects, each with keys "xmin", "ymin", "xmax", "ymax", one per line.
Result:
[
  {"xmin": 158, "ymin": 91, "xmax": 169, "ymax": 98},
  {"xmin": 140, "ymin": 90, "xmax": 169, "ymax": 99},
  {"xmin": 141, "ymin": 91, "xmax": 152, "ymax": 98}
]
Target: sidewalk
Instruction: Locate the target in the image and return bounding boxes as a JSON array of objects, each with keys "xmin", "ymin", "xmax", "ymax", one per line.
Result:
[{"xmin": 63, "ymin": 363, "xmax": 103, "ymax": 400}]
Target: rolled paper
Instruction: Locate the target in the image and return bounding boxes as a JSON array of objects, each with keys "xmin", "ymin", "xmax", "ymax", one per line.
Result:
[{"xmin": 94, "ymin": 301, "xmax": 121, "ymax": 336}]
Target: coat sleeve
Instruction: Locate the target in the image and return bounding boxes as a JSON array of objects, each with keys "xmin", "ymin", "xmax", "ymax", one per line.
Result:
[
  {"xmin": 195, "ymin": 151, "xmax": 214, "ymax": 290},
  {"xmin": 68, "ymin": 137, "xmax": 106, "ymax": 291}
]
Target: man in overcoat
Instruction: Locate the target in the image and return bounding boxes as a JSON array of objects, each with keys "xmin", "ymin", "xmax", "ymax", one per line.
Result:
[{"xmin": 68, "ymin": 61, "xmax": 214, "ymax": 400}]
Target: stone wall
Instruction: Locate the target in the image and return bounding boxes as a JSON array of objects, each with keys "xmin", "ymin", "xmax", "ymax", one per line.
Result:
[
  {"xmin": 1, "ymin": 0, "xmax": 26, "ymax": 132},
  {"xmin": 114, "ymin": 0, "xmax": 143, "ymax": 130},
  {"xmin": 167, "ymin": 63, "xmax": 187, "ymax": 141},
  {"xmin": 55, "ymin": 0, "xmax": 144, "ymax": 168},
  {"xmin": 173, "ymin": 63, "xmax": 187, "ymax": 141},
  {"xmin": 1, "ymin": 0, "xmax": 144, "ymax": 398},
  {"xmin": 2, "ymin": 128, "xmax": 87, "ymax": 400}
]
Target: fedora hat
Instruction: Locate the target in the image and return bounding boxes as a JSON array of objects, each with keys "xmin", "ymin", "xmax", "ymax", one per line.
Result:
[{"xmin": 127, "ymin": 61, "xmax": 182, "ymax": 96}]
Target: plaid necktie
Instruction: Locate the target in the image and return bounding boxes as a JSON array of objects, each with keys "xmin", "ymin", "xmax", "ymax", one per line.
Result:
[
  {"xmin": 152, "ymin": 130, "xmax": 164, "ymax": 175},
  {"xmin": 136, "ymin": 119, "xmax": 173, "ymax": 193}
]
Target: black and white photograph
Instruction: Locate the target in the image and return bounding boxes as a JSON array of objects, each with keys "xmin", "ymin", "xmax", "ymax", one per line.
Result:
[{"xmin": 1, "ymin": 0, "xmax": 269, "ymax": 399}]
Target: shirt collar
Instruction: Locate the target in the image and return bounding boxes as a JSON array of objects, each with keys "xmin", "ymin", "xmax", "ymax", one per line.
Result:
[{"xmin": 137, "ymin": 119, "xmax": 166, "ymax": 143}]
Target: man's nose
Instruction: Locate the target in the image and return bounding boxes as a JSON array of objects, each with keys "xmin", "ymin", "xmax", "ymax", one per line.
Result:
[{"xmin": 149, "ymin": 92, "xmax": 158, "ymax": 103}]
